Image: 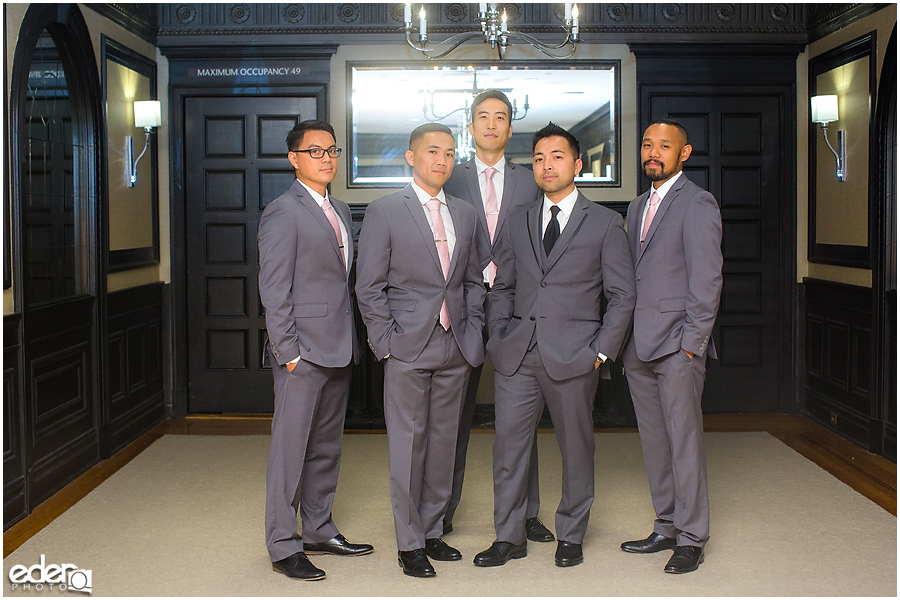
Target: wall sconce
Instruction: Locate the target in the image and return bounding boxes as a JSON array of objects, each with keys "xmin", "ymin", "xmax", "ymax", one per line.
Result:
[
  {"xmin": 126, "ymin": 100, "xmax": 161, "ymax": 187},
  {"xmin": 810, "ymin": 94, "xmax": 846, "ymax": 181}
]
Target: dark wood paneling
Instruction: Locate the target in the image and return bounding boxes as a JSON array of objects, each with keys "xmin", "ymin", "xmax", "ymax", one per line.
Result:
[
  {"xmin": 106, "ymin": 283, "xmax": 166, "ymax": 454},
  {"xmin": 24, "ymin": 297, "xmax": 99, "ymax": 509},
  {"xmin": 803, "ymin": 278, "xmax": 875, "ymax": 451},
  {"xmin": 4, "ymin": 314, "xmax": 26, "ymax": 529}
]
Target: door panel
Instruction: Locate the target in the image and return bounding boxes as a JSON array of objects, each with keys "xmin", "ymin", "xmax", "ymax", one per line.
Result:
[
  {"xmin": 184, "ymin": 96, "xmax": 316, "ymax": 413},
  {"xmin": 649, "ymin": 94, "xmax": 786, "ymax": 412}
]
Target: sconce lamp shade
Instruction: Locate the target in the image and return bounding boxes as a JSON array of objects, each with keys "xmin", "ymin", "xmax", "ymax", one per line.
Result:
[
  {"xmin": 134, "ymin": 100, "xmax": 161, "ymax": 129},
  {"xmin": 810, "ymin": 95, "xmax": 839, "ymax": 124}
]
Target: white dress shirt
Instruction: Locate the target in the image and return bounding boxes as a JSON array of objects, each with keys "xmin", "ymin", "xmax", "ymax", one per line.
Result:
[
  {"xmin": 639, "ymin": 171, "xmax": 682, "ymax": 238},
  {"xmin": 411, "ymin": 180, "xmax": 456, "ymax": 259}
]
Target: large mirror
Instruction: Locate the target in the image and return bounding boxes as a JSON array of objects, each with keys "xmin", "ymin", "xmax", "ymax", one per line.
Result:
[{"xmin": 348, "ymin": 61, "xmax": 620, "ymax": 188}]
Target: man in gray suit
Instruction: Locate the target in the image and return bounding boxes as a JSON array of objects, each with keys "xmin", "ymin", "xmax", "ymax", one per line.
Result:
[
  {"xmin": 620, "ymin": 119, "xmax": 723, "ymax": 574},
  {"xmin": 258, "ymin": 120, "xmax": 373, "ymax": 581},
  {"xmin": 474, "ymin": 122, "xmax": 635, "ymax": 569},
  {"xmin": 356, "ymin": 123, "xmax": 486, "ymax": 577},
  {"xmin": 442, "ymin": 90, "xmax": 551, "ymax": 543}
]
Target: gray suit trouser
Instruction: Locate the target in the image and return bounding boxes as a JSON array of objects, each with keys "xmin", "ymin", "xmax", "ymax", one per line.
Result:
[
  {"xmin": 493, "ymin": 344, "xmax": 599, "ymax": 545},
  {"xmin": 622, "ymin": 338, "xmax": 709, "ymax": 548},
  {"xmin": 384, "ymin": 325, "xmax": 471, "ymax": 551},
  {"xmin": 265, "ymin": 353, "xmax": 350, "ymax": 561},
  {"xmin": 448, "ymin": 303, "xmax": 541, "ymax": 525}
]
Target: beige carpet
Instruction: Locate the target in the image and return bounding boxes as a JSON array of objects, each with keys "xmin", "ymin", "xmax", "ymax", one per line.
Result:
[{"xmin": 3, "ymin": 431, "xmax": 896, "ymax": 597}]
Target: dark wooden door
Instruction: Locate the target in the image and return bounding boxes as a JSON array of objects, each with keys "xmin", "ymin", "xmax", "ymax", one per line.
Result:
[
  {"xmin": 647, "ymin": 92, "xmax": 788, "ymax": 412},
  {"xmin": 184, "ymin": 95, "xmax": 317, "ymax": 413}
]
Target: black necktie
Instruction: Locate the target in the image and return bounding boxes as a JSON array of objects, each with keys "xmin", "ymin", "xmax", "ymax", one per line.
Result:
[{"xmin": 543, "ymin": 205, "xmax": 561, "ymax": 255}]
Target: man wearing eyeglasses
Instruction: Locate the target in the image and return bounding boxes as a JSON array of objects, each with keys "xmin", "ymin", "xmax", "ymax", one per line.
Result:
[{"xmin": 259, "ymin": 120, "xmax": 373, "ymax": 582}]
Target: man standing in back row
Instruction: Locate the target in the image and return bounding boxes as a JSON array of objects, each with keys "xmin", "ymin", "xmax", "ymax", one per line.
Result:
[
  {"xmin": 620, "ymin": 119, "xmax": 723, "ymax": 574},
  {"xmin": 442, "ymin": 90, "xmax": 552, "ymax": 543}
]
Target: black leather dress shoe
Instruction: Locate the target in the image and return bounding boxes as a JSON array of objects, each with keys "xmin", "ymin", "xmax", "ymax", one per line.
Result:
[
  {"xmin": 525, "ymin": 517, "xmax": 555, "ymax": 542},
  {"xmin": 272, "ymin": 552, "xmax": 326, "ymax": 581},
  {"xmin": 424, "ymin": 538, "xmax": 462, "ymax": 561},
  {"xmin": 555, "ymin": 541, "xmax": 583, "ymax": 567},
  {"xmin": 443, "ymin": 520, "xmax": 453, "ymax": 535},
  {"xmin": 398, "ymin": 549, "xmax": 436, "ymax": 577},
  {"xmin": 304, "ymin": 534, "xmax": 374, "ymax": 556},
  {"xmin": 620, "ymin": 532, "xmax": 677, "ymax": 554},
  {"xmin": 473, "ymin": 541, "xmax": 527, "ymax": 567},
  {"xmin": 664, "ymin": 546, "xmax": 705, "ymax": 574}
]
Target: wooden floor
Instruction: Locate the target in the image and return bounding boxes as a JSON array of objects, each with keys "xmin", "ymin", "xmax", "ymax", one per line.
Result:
[{"xmin": 3, "ymin": 414, "xmax": 895, "ymax": 558}]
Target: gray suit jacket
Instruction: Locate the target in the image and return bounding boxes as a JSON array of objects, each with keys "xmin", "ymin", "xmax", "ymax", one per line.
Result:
[
  {"xmin": 443, "ymin": 158, "xmax": 541, "ymax": 273},
  {"xmin": 625, "ymin": 173, "xmax": 723, "ymax": 362},
  {"xmin": 355, "ymin": 184, "xmax": 486, "ymax": 367},
  {"xmin": 487, "ymin": 192, "xmax": 636, "ymax": 381},
  {"xmin": 258, "ymin": 179, "xmax": 359, "ymax": 368}
]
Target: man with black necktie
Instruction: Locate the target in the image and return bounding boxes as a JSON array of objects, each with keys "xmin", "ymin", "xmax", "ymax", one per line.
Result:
[
  {"xmin": 442, "ymin": 90, "xmax": 552, "ymax": 543},
  {"xmin": 474, "ymin": 122, "xmax": 635, "ymax": 568}
]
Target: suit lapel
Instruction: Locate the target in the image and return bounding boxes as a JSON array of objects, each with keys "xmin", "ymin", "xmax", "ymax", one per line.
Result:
[
  {"xmin": 402, "ymin": 185, "xmax": 444, "ymax": 277},
  {"xmin": 495, "ymin": 162, "xmax": 517, "ymax": 244},
  {"xmin": 462, "ymin": 161, "xmax": 489, "ymax": 241},
  {"xmin": 632, "ymin": 190, "xmax": 651, "ymax": 266},
  {"xmin": 293, "ymin": 181, "xmax": 345, "ymax": 269},
  {"xmin": 446, "ymin": 196, "xmax": 464, "ymax": 279},
  {"xmin": 639, "ymin": 174, "xmax": 687, "ymax": 262},
  {"xmin": 527, "ymin": 201, "xmax": 543, "ymax": 269},
  {"xmin": 543, "ymin": 193, "xmax": 589, "ymax": 272}
]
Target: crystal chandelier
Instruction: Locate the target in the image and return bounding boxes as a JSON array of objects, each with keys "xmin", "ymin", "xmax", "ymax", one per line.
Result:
[{"xmin": 403, "ymin": 3, "xmax": 579, "ymax": 60}]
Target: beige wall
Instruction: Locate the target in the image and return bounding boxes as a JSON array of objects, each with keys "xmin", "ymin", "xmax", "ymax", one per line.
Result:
[
  {"xmin": 797, "ymin": 4, "xmax": 896, "ymax": 287},
  {"xmin": 328, "ymin": 42, "xmax": 639, "ymax": 204},
  {"xmin": 3, "ymin": 4, "xmax": 170, "ymax": 316}
]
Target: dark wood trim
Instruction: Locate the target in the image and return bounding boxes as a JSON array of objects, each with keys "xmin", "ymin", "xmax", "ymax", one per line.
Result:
[
  {"xmin": 872, "ymin": 26, "xmax": 897, "ymax": 461},
  {"xmin": 4, "ymin": 413, "xmax": 894, "ymax": 556},
  {"xmin": 807, "ymin": 4, "xmax": 893, "ymax": 42},
  {"xmin": 807, "ymin": 31, "xmax": 878, "ymax": 268},
  {"xmin": 85, "ymin": 4, "xmax": 158, "ymax": 46},
  {"xmin": 100, "ymin": 35, "xmax": 160, "ymax": 272}
]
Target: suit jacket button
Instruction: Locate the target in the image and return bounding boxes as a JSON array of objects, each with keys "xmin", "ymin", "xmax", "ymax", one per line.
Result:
[
  {"xmin": 434, "ymin": 315, "xmax": 439, "ymax": 320},
  {"xmin": 541, "ymin": 281, "xmax": 547, "ymax": 287},
  {"xmin": 530, "ymin": 316, "xmax": 535, "ymax": 321},
  {"xmin": 346, "ymin": 309, "xmax": 351, "ymax": 314}
]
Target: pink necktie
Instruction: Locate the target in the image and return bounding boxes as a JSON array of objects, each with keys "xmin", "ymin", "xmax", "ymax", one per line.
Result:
[
  {"xmin": 426, "ymin": 198, "xmax": 451, "ymax": 330},
  {"xmin": 640, "ymin": 191, "xmax": 661, "ymax": 250},
  {"xmin": 484, "ymin": 167, "xmax": 499, "ymax": 286},
  {"xmin": 322, "ymin": 198, "xmax": 346, "ymax": 267}
]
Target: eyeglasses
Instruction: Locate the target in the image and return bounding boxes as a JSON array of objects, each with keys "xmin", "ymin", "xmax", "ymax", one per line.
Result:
[{"xmin": 291, "ymin": 147, "xmax": 342, "ymax": 159}]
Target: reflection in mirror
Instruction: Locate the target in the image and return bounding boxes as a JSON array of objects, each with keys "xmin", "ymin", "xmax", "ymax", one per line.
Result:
[
  {"xmin": 349, "ymin": 62, "xmax": 619, "ymax": 187},
  {"xmin": 23, "ymin": 29, "xmax": 79, "ymax": 307}
]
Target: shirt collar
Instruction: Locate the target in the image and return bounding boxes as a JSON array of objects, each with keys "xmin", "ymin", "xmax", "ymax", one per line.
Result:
[
  {"xmin": 411, "ymin": 180, "xmax": 446, "ymax": 206},
  {"xmin": 297, "ymin": 178, "xmax": 327, "ymax": 206},
  {"xmin": 542, "ymin": 187, "xmax": 579, "ymax": 218},
  {"xmin": 474, "ymin": 155, "xmax": 506, "ymax": 177},
  {"xmin": 648, "ymin": 171, "xmax": 682, "ymax": 201}
]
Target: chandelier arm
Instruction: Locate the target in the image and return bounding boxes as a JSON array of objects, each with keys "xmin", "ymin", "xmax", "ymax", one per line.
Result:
[
  {"xmin": 424, "ymin": 105, "xmax": 469, "ymax": 122},
  {"xmin": 406, "ymin": 30, "xmax": 487, "ymax": 60},
  {"xmin": 507, "ymin": 29, "xmax": 573, "ymax": 51}
]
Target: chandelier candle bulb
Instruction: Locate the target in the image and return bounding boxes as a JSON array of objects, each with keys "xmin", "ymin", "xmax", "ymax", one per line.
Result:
[
  {"xmin": 565, "ymin": 3, "xmax": 572, "ymax": 20},
  {"xmin": 404, "ymin": 3, "xmax": 411, "ymax": 25},
  {"xmin": 419, "ymin": 6, "xmax": 426, "ymax": 36}
]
